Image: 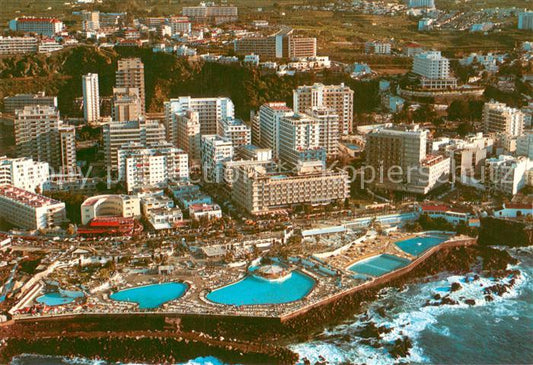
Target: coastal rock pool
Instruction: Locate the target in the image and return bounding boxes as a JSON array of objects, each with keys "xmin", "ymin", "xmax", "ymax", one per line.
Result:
[
  {"xmin": 206, "ymin": 271, "xmax": 315, "ymax": 305},
  {"xmin": 395, "ymin": 234, "xmax": 449, "ymax": 256},
  {"xmin": 36, "ymin": 290, "xmax": 84, "ymax": 306},
  {"xmin": 348, "ymin": 254, "xmax": 411, "ymax": 277},
  {"xmin": 110, "ymin": 282, "xmax": 188, "ymax": 309}
]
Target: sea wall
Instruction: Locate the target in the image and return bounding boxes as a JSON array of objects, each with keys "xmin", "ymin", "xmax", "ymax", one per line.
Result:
[{"xmin": 478, "ymin": 217, "xmax": 533, "ymax": 247}]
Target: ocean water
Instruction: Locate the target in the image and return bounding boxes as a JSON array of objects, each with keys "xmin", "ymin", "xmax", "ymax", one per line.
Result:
[
  {"xmin": 290, "ymin": 246, "xmax": 533, "ymax": 364},
  {"xmin": 11, "ymin": 247, "xmax": 533, "ymax": 365}
]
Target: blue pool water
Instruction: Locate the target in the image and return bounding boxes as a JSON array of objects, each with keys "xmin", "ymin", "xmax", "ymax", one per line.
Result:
[
  {"xmin": 395, "ymin": 235, "xmax": 448, "ymax": 256},
  {"xmin": 36, "ymin": 290, "xmax": 84, "ymax": 306},
  {"xmin": 110, "ymin": 282, "xmax": 187, "ymax": 309},
  {"xmin": 348, "ymin": 254, "xmax": 411, "ymax": 277},
  {"xmin": 206, "ymin": 271, "xmax": 315, "ymax": 305}
]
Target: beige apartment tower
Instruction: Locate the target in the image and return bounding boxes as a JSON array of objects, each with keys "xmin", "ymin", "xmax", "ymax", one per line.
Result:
[
  {"xmin": 116, "ymin": 58, "xmax": 145, "ymax": 114},
  {"xmin": 293, "ymin": 83, "xmax": 354, "ymax": 135}
]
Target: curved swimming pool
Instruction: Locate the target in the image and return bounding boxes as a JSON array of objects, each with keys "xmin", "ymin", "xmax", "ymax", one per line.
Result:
[
  {"xmin": 110, "ymin": 282, "xmax": 188, "ymax": 309},
  {"xmin": 206, "ymin": 271, "xmax": 315, "ymax": 305},
  {"xmin": 36, "ymin": 290, "xmax": 84, "ymax": 306}
]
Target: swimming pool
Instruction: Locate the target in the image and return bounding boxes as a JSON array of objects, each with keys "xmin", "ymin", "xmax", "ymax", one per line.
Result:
[
  {"xmin": 36, "ymin": 290, "xmax": 84, "ymax": 306},
  {"xmin": 206, "ymin": 271, "xmax": 315, "ymax": 305},
  {"xmin": 110, "ymin": 282, "xmax": 188, "ymax": 309},
  {"xmin": 395, "ymin": 235, "xmax": 448, "ymax": 256},
  {"xmin": 348, "ymin": 254, "xmax": 411, "ymax": 277}
]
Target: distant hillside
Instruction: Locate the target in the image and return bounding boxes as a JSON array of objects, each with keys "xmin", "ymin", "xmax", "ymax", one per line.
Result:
[{"xmin": 0, "ymin": 46, "xmax": 379, "ymax": 120}]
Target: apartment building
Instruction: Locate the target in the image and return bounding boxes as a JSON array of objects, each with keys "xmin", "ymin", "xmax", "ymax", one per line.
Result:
[
  {"xmin": 279, "ymin": 113, "xmax": 326, "ymax": 167},
  {"xmin": 518, "ymin": 11, "xmax": 533, "ymax": 30},
  {"xmin": 112, "ymin": 87, "xmax": 142, "ymax": 122},
  {"xmin": 0, "ymin": 184, "xmax": 66, "ymax": 230},
  {"xmin": 234, "ymin": 27, "xmax": 316, "ymax": 59},
  {"xmin": 201, "ymin": 135, "xmax": 234, "ymax": 183},
  {"xmin": 483, "ymin": 101, "xmax": 524, "ymax": 137},
  {"xmin": 164, "ymin": 96, "xmax": 235, "ymax": 136},
  {"xmin": 258, "ymin": 102, "xmax": 294, "ymax": 160},
  {"xmin": 231, "ymin": 162, "xmax": 349, "ymax": 215},
  {"xmin": 182, "ymin": 4, "xmax": 238, "ymax": 24},
  {"xmin": 293, "ymin": 83, "xmax": 354, "ymax": 134},
  {"xmin": 116, "ymin": 58, "xmax": 145, "ymax": 114},
  {"xmin": 172, "ymin": 109, "xmax": 201, "ymax": 162},
  {"xmin": 118, "ymin": 142, "xmax": 189, "ymax": 192},
  {"xmin": 517, "ymin": 132, "xmax": 533, "ymax": 159},
  {"xmin": 9, "ymin": 17, "xmax": 64, "ymax": 37},
  {"xmin": 485, "ymin": 155, "xmax": 531, "ymax": 195},
  {"xmin": 218, "ymin": 117, "xmax": 251, "ymax": 147},
  {"xmin": 82, "ymin": 73, "xmax": 100, "ymax": 122},
  {"xmin": 0, "ymin": 36, "xmax": 38, "ymax": 55},
  {"xmin": 14, "ymin": 105, "xmax": 76, "ymax": 172},
  {"xmin": 4, "ymin": 92, "xmax": 57, "ymax": 114},
  {"xmin": 365, "ymin": 41, "xmax": 392, "ymax": 55},
  {"xmin": 307, "ymin": 107, "xmax": 340, "ymax": 157},
  {"xmin": 366, "ymin": 124, "xmax": 450, "ymax": 194},
  {"xmin": 0, "ymin": 157, "xmax": 49, "ymax": 193},
  {"xmin": 412, "ymin": 51, "xmax": 457, "ymax": 89},
  {"xmin": 103, "ymin": 120, "xmax": 166, "ymax": 170},
  {"xmin": 81, "ymin": 11, "xmax": 100, "ymax": 31}
]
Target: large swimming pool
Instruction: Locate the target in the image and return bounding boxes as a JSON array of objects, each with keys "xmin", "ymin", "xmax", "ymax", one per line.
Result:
[
  {"xmin": 348, "ymin": 254, "xmax": 411, "ymax": 277},
  {"xmin": 395, "ymin": 234, "xmax": 449, "ymax": 256},
  {"xmin": 206, "ymin": 271, "xmax": 315, "ymax": 305},
  {"xmin": 110, "ymin": 282, "xmax": 188, "ymax": 309},
  {"xmin": 36, "ymin": 290, "xmax": 84, "ymax": 306}
]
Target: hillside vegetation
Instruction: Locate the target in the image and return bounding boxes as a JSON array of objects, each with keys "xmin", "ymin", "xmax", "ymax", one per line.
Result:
[{"xmin": 0, "ymin": 46, "xmax": 379, "ymax": 119}]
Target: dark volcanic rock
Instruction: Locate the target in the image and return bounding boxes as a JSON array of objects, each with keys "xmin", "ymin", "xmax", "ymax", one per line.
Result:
[
  {"xmin": 451, "ymin": 282, "xmax": 462, "ymax": 292},
  {"xmin": 389, "ymin": 336, "xmax": 413, "ymax": 359},
  {"xmin": 464, "ymin": 299, "xmax": 476, "ymax": 306}
]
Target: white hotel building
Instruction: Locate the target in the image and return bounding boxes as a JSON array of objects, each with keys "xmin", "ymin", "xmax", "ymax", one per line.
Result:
[
  {"xmin": 82, "ymin": 73, "xmax": 100, "ymax": 122},
  {"xmin": 231, "ymin": 162, "xmax": 350, "ymax": 215},
  {"xmin": 0, "ymin": 157, "xmax": 49, "ymax": 193},
  {"xmin": 201, "ymin": 135, "xmax": 234, "ymax": 183},
  {"xmin": 118, "ymin": 142, "xmax": 189, "ymax": 192},
  {"xmin": 412, "ymin": 51, "xmax": 457, "ymax": 89},
  {"xmin": 164, "ymin": 96, "xmax": 235, "ymax": 136},
  {"xmin": 103, "ymin": 120, "xmax": 166, "ymax": 170},
  {"xmin": 218, "ymin": 117, "xmax": 251, "ymax": 148},
  {"xmin": 483, "ymin": 101, "xmax": 524, "ymax": 138},
  {"xmin": 0, "ymin": 184, "xmax": 66, "ymax": 230}
]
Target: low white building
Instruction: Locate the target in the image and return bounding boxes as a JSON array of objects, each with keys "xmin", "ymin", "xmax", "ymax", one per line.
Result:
[
  {"xmin": 189, "ymin": 203, "xmax": 222, "ymax": 220},
  {"xmin": 0, "ymin": 184, "xmax": 66, "ymax": 230},
  {"xmin": 484, "ymin": 155, "xmax": 531, "ymax": 195},
  {"xmin": 141, "ymin": 195, "xmax": 183, "ymax": 230},
  {"xmin": 0, "ymin": 157, "xmax": 49, "ymax": 193},
  {"xmin": 81, "ymin": 194, "xmax": 141, "ymax": 225}
]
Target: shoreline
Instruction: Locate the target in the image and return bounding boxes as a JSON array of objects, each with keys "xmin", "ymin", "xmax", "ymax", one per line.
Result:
[{"xmin": 0, "ymin": 242, "xmax": 518, "ymax": 364}]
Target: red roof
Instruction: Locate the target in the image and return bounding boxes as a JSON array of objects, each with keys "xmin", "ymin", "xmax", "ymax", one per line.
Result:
[
  {"xmin": 422, "ymin": 204, "xmax": 449, "ymax": 212},
  {"xmin": 505, "ymin": 203, "xmax": 533, "ymax": 210}
]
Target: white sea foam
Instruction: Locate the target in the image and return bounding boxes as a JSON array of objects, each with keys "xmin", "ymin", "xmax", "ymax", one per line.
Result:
[{"xmin": 291, "ymin": 257, "xmax": 529, "ymax": 365}]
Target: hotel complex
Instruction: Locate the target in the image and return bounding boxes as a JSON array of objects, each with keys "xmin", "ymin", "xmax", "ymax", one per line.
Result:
[
  {"xmin": 231, "ymin": 162, "xmax": 350, "ymax": 214},
  {"xmin": 0, "ymin": 184, "xmax": 66, "ymax": 230}
]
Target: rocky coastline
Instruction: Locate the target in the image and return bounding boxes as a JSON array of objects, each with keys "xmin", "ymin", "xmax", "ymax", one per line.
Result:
[{"xmin": 0, "ymin": 243, "xmax": 518, "ymax": 364}]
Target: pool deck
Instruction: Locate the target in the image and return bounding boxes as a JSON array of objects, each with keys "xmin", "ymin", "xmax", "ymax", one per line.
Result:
[{"xmin": 10, "ymin": 233, "xmax": 476, "ymax": 324}]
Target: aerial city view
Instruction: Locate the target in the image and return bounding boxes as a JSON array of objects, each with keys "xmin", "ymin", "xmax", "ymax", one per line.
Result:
[{"xmin": 0, "ymin": 0, "xmax": 531, "ymax": 364}]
